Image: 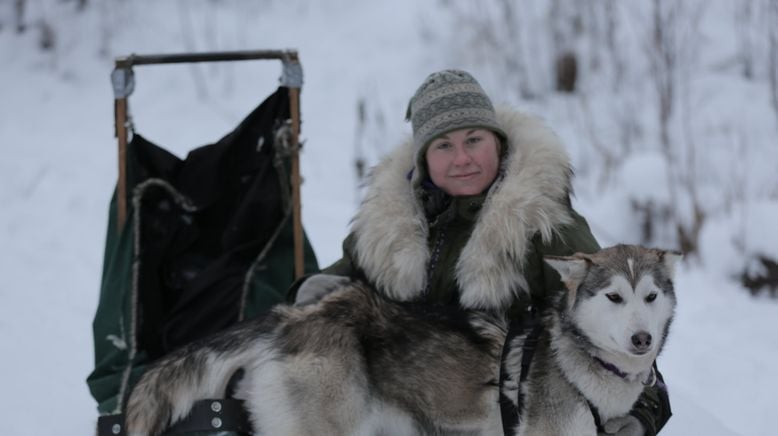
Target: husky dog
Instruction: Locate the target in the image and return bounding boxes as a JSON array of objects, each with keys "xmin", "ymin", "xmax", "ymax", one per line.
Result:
[
  {"xmin": 125, "ymin": 245, "xmax": 680, "ymax": 436},
  {"xmin": 126, "ymin": 282, "xmax": 507, "ymax": 435},
  {"xmin": 500, "ymin": 245, "xmax": 681, "ymax": 435}
]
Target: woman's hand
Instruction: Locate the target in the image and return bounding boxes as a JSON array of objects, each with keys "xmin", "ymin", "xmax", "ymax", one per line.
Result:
[
  {"xmin": 598, "ymin": 415, "xmax": 645, "ymax": 436},
  {"xmin": 294, "ymin": 274, "xmax": 351, "ymax": 306}
]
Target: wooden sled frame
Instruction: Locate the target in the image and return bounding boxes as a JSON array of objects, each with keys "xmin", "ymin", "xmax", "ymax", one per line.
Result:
[{"xmin": 111, "ymin": 49, "xmax": 305, "ymax": 279}]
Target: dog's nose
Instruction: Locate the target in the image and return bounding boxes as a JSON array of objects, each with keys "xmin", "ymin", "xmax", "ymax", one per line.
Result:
[{"xmin": 631, "ymin": 332, "xmax": 652, "ymax": 351}]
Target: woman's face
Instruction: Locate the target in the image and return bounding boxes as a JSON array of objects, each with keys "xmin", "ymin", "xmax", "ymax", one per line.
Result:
[{"xmin": 425, "ymin": 128, "xmax": 501, "ymax": 196}]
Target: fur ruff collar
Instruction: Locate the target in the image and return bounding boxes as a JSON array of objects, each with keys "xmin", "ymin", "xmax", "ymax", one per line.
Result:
[{"xmin": 351, "ymin": 108, "xmax": 574, "ymax": 310}]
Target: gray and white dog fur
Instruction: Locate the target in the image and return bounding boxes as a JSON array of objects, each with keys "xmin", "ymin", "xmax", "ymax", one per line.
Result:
[
  {"xmin": 125, "ymin": 244, "xmax": 681, "ymax": 436},
  {"xmin": 501, "ymin": 244, "xmax": 681, "ymax": 435}
]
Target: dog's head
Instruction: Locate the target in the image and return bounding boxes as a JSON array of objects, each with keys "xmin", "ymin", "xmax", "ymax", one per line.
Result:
[{"xmin": 544, "ymin": 245, "xmax": 682, "ymax": 368}]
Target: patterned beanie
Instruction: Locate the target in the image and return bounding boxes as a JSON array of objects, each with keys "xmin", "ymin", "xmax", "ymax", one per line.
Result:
[
  {"xmin": 406, "ymin": 69, "xmax": 506, "ymax": 152},
  {"xmin": 405, "ymin": 70, "xmax": 506, "ymax": 189}
]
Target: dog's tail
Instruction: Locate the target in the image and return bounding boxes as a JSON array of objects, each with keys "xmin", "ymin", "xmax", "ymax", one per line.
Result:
[{"xmin": 124, "ymin": 329, "xmax": 266, "ymax": 436}]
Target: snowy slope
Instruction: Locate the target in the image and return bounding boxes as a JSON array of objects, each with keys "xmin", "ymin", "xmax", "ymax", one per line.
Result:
[{"xmin": 1, "ymin": 1, "xmax": 775, "ymax": 435}]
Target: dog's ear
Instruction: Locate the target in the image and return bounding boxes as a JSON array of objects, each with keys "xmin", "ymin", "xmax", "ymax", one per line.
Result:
[
  {"xmin": 659, "ymin": 250, "xmax": 684, "ymax": 278},
  {"xmin": 544, "ymin": 255, "xmax": 590, "ymax": 292}
]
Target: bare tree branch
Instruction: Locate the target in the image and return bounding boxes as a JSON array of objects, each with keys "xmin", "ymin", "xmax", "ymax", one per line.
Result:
[{"xmin": 769, "ymin": 0, "xmax": 778, "ymax": 127}]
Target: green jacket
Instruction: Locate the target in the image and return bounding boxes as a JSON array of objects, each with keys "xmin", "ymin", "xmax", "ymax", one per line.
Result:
[
  {"xmin": 316, "ymin": 107, "xmax": 670, "ymax": 434},
  {"xmin": 325, "ymin": 196, "xmax": 598, "ymax": 310}
]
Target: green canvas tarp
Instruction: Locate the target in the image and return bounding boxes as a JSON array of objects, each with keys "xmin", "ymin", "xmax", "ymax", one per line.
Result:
[{"xmin": 87, "ymin": 87, "xmax": 319, "ymax": 415}]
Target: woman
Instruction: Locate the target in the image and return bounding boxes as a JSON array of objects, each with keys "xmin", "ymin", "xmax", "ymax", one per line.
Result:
[{"xmin": 294, "ymin": 69, "xmax": 670, "ymax": 435}]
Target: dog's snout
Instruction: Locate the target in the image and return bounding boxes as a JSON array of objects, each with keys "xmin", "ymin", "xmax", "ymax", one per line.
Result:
[{"xmin": 631, "ymin": 332, "xmax": 652, "ymax": 351}]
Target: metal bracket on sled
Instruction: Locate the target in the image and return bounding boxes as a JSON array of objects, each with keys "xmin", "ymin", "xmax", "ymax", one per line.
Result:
[
  {"xmin": 165, "ymin": 398, "xmax": 253, "ymax": 435},
  {"xmin": 111, "ymin": 67, "xmax": 135, "ymax": 99}
]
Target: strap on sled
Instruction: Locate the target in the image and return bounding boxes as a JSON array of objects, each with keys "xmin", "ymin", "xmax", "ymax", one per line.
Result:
[
  {"xmin": 98, "ymin": 370, "xmax": 251, "ymax": 436},
  {"xmin": 96, "ymin": 398, "xmax": 252, "ymax": 436}
]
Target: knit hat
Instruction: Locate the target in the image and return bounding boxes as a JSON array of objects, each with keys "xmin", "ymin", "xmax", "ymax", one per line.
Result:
[{"xmin": 406, "ymin": 69, "xmax": 506, "ymax": 153}]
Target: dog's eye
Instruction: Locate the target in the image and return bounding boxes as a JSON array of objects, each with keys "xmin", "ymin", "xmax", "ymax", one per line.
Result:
[
  {"xmin": 606, "ymin": 293, "xmax": 623, "ymax": 303},
  {"xmin": 645, "ymin": 292, "xmax": 658, "ymax": 303}
]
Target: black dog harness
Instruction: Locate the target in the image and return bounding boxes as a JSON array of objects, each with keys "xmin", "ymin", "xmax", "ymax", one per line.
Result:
[
  {"xmin": 499, "ymin": 318, "xmax": 543, "ymax": 436},
  {"xmin": 499, "ymin": 319, "xmax": 606, "ymax": 435}
]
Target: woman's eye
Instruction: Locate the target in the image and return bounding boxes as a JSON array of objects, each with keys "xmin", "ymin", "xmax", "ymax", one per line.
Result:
[
  {"xmin": 606, "ymin": 293, "xmax": 623, "ymax": 303},
  {"xmin": 645, "ymin": 292, "xmax": 657, "ymax": 303},
  {"xmin": 466, "ymin": 136, "xmax": 482, "ymax": 145}
]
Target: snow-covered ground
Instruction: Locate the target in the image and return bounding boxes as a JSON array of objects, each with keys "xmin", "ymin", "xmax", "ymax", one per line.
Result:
[{"xmin": 0, "ymin": 1, "xmax": 775, "ymax": 435}]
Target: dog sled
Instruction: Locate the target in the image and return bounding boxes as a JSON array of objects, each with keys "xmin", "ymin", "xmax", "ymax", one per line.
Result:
[{"xmin": 88, "ymin": 50, "xmax": 320, "ymax": 435}]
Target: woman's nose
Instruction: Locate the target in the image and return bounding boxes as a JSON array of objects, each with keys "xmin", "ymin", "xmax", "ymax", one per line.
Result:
[{"xmin": 452, "ymin": 146, "xmax": 472, "ymax": 165}]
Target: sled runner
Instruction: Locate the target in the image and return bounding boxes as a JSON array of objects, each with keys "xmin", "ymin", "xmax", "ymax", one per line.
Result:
[{"xmin": 88, "ymin": 50, "xmax": 319, "ymax": 435}]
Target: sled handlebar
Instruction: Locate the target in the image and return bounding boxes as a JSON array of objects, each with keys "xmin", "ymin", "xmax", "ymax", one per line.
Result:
[{"xmin": 114, "ymin": 49, "xmax": 300, "ymax": 68}]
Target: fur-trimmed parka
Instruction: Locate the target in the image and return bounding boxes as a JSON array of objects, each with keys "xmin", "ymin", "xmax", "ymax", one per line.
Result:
[{"xmin": 325, "ymin": 107, "xmax": 598, "ymax": 312}]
